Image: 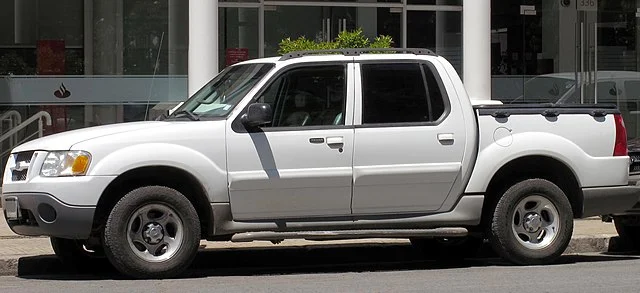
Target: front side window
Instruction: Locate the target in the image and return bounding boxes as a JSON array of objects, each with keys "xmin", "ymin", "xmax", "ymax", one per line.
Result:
[
  {"xmin": 174, "ymin": 63, "xmax": 274, "ymax": 118},
  {"xmin": 361, "ymin": 62, "xmax": 446, "ymax": 124},
  {"xmin": 256, "ymin": 65, "xmax": 346, "ymax": 127}
]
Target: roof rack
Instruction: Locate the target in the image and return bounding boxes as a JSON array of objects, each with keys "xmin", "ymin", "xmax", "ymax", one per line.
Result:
[{"xmin": 278, "ymin": 48, "xmax": 437, "ymax": 61}]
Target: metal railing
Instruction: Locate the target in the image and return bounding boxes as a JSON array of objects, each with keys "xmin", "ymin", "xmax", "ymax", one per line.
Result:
[
  {"xmin": 0, "ymin": 110, "xmax": 22, "ymax": 147},
  {"xmin": 0, "ymin": 110, "xmax": 21, "ymax": 124},
  {"xmin": 0, "ymin": 111, "xmax": 52, "ymax": 161}
]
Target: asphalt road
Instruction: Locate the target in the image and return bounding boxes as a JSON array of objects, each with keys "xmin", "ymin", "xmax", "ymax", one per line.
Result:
[{"xmin": 2, "ymin": 244, "xmax": 640, "ymax": 293}]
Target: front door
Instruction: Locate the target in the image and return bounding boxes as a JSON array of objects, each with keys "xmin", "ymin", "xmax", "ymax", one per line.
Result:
[
  {"xmin": 351, "ymin": 60, "xmax": 467, "ymax": 215},
  {"xmin": 226, "ymin": 62, "xmax": 355, "ymax": 220}
]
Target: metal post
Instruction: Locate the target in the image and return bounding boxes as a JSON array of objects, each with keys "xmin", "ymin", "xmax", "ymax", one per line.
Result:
[
  {"xmin": 594, "ymin": 22, "xmax": 598, "ymax": 104},
  {"xmin": 580, "ymin": 20, "xmax": 585, "ymax": 104},
  {"xmin": 38, "ymin": 118, "xmax": 43, "ymax": 138}
]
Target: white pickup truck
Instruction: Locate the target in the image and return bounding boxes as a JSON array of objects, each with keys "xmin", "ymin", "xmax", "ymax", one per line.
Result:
[{"xmin": 3, "ymin": 48, "xmax": 639, "ymax": 279}]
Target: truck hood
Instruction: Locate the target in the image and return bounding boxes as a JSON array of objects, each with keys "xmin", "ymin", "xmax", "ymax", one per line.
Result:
[{"xmin": 11, "ymin": 121, "xmax": 168, "ymax": 153}]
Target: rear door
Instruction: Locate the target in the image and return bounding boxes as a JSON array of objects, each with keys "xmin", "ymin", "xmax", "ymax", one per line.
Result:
[{"xmin": 351, "ymin": 59, "xmax": 467, "ymax": 215}]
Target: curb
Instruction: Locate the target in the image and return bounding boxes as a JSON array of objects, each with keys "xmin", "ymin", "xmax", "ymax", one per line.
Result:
[
  {"xmin": 0, "ymin": 234, "xmax": 634, "ymax": 277},
  {"xmin": 0, "ymin": 258, "xmax": 17, "ymax": 276},
  {"xmin": 565, "ymin": 235, "xmax": 614, "ymax": 254}
]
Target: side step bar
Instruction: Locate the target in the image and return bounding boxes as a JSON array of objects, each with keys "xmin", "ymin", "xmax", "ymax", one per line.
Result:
[{"xmin": 230, "ymin": 228, "xmax": 468, "ymax": 242}]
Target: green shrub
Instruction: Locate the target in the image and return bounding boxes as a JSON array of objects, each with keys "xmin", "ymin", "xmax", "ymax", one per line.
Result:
[{"xmin": 277, "ymin": 28, "xmax": 393, "ymax": 55}]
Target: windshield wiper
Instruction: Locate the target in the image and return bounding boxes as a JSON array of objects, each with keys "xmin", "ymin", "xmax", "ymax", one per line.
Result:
[{"xmin": 171, "ymin": 110, "xmax": 200, "ymax": 121}]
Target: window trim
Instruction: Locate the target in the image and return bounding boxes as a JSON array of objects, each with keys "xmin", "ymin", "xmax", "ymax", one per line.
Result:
[
  {"xmin": 231, "ymin": 61, "xmax": 352, "ymax": 133},
  {"xmin": 419, "ymin": 63, "xmax": 434, "ymax": 121},
  {"xmin": 354, "ymin": 59, "xmax": 451, "ymax": 128}
]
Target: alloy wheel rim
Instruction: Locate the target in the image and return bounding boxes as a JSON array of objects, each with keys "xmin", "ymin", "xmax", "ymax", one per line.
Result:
[
  {"xmin": 510, "ymin": 195, "xmax": 560, "ymax": 250},
  {"xmin": 126, "ymin": 203, "xmax": 184, "ymax": 262}
]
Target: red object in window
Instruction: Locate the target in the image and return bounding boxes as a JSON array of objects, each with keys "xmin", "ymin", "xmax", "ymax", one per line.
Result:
[
  {"xmin": 36, "ymin": 40, "xmax": 66, "ymax": 75},
  {"xmin": 37, "ymin": 40, "xmax": 68, "ymax": 135},
  {"xmin": 226, "ymin": 48, "xmax": 249, "ymax": 66}
]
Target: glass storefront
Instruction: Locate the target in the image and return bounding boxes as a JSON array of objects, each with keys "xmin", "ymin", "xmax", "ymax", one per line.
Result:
[
  {"xmin": 490, "ymin": 0, "xmax": 640, "ymax": 141},
  {"xmin": 219, "ymin": 7, "xmax": 259, "ymax": 70},
  {"xmin": 264, "ymin": 5, "xmax": 402, "ymax": 57},
  {"xmin": 0, "ymin": 0, "xmax": 463, "ymax": 136},
  {"xmin": 6, "ymin": 0, "xmax": 640, "ymax": 156},
  {"xmin": 407, "ymin": 9, "xmax": 462, "ymax": 74}
]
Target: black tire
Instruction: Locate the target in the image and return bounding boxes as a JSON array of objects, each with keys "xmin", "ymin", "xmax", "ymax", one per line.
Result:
[
  {"xmin": 410, "ymin": 236, "xmax": 483, "ymax": 260},
  {"xmin": 103, "ymin": 186, "xmax": 201, "ymax": 279},
  {"xmin": 50, "ymin": 237, "xmax": 106, "ymax": 272},
  {"xmin": 613, "ymin": 215, "xmax": 640, "ymax": 251},
  {"xmin": 488, "ymin": 178, "xmax": 573, "ymax": 265}
]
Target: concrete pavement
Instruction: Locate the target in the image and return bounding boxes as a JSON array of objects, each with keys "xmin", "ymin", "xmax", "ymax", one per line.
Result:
[{"xmin": 0, "ymin": 215, "xmax": 630, "ymax": 277}]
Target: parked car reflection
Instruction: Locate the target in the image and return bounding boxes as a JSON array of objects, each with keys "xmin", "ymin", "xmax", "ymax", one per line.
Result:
[{"xmin": 499, "ymin": 71, "xmax": 640, "ymax": 175}]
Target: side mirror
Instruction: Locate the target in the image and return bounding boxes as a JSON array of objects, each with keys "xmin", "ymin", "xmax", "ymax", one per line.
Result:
[{"xmin": 241, "ymin": 103, "xmax": 272, "ymax": 127}]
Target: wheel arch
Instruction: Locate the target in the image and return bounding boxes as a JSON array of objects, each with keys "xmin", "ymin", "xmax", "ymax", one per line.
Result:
[
  {"xmin": 482, "ymin": 155, "xmax": 584, "ymax": 222},
  {"xmin": 91, "ymin": 165, "xmax": 214, "ymax": 239}
]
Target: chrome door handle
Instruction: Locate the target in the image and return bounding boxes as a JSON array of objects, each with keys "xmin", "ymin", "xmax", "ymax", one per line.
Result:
[
  {"xmin": 437, "ymin": 133, "xmax": 454, "ymax": 144},
  {"xmin": 326, "ymin": 136, "xmax": 344, "ymax": 146}
]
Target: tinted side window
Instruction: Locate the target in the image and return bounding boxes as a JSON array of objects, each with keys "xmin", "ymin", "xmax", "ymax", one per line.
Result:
[
  {"xmin": 257, "ymin": 65, "xmax": 346, "ymax": 127},
  {"xmin": 361, "ymin": 62, "xmax": 445, "ymax": 124}
]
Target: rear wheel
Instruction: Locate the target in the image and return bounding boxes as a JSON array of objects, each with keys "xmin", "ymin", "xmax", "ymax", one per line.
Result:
[
  {"xmin": 103, "ymin": 186, "xmax": 201, "ymax": 279},
  {"xmin": 488, "ymin": 179, "xmax": 573, "ymax": 265}
]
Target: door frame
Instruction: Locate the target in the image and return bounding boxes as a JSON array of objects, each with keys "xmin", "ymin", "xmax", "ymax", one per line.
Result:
[{"xmin": 225, "ymin": 59, "xmax": 358, "ymax": 220}]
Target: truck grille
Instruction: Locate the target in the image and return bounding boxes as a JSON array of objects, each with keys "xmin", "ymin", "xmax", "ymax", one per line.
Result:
[
  {"xmin": 11, "ymin": 170, "xmax": 28, "ymax": 181},
  {"xmin": 10, "ymin": 151, "xmax": 35, "ymax": 182},
  {"xmin": 630, "ymin": 152, "xmax": 640, "ymax": 174}
]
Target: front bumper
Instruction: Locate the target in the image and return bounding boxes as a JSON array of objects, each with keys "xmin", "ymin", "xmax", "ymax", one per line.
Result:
[
  {"xmin": 582, "ymin": 186, "xmax": 640, "ymax": 217},
  {"xmin": 2, "ymin": 192, "xmax": 95, "ymax": 239}
]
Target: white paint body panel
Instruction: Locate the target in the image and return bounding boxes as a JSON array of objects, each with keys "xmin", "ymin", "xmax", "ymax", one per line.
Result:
[
  {"xmin": 465, "ymin": 113, "xmax": 628, "ymax": 192},
  {"xmin": 72, "ymin": 121, "xmax": 229, "ymax": 203},
  {"xmin": 5, "ymin": 120, "xmax": 229, "ymax": 205},
  {"xmin": 227, "ymin": 128, "xmax": 355, "ymax": 220}
]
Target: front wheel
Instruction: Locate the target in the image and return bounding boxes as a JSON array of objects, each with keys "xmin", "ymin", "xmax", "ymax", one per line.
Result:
[
  {"xmin": 488, "ymin": 179, "xmax": 573, "ymax": 265},
  {"xmin": 103, "ymin": 186, "xmax": 201, "ymax": 279}
]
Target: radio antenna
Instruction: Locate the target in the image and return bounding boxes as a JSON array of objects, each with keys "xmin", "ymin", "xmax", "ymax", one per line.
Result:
[{"xmin": 144, "ymin": 31, "xmax": 165, "ymax": 121}]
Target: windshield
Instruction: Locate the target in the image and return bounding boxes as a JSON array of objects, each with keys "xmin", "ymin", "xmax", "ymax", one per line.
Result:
[
  {"xmin": 508, "ymin": 76, "xmax": 576, "ymax": 104},
  {"xmin": 174, "ymin": 63, "xmax": 275, "ymax": 118}
]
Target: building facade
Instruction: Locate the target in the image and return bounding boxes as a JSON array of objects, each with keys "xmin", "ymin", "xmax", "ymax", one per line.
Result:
[{"xmin": 1, "ymin": 0, "xmax": 640, "ymax": 140}]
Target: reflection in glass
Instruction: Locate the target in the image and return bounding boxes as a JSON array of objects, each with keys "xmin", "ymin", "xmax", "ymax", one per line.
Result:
[
  {"xmin": 219, "ymin": 8, "xmax": 259, "ymax": 70},
  {"xmin": 176, "ymin": 63, "xmax": 274, "ymax": 118},
  {"xmin": 407, "ymin": 10, "xmax": 462, "ymax": 76},
  {"xmin": 264, "ymin": 6, "xmax": 401, "ymax": 57}
]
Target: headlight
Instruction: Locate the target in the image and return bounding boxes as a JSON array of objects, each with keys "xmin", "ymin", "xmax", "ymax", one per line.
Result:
[{"xmin": 40, "ymin": 151, "xmax": 92, "ymax": 177}]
